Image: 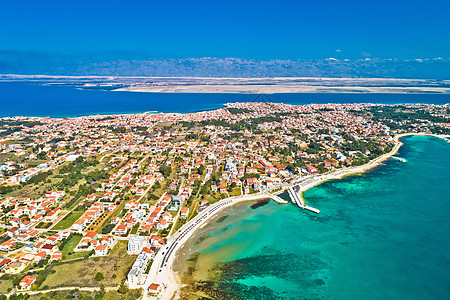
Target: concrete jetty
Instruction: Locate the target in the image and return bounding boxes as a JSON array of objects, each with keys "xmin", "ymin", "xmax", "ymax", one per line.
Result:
[
  {"xmin": 288, "ymin": 185, "xmax": 320, "ymax": 214},
  {"xmin": 265, "ymin": 193, "xmax": 289, "ymax": 204}
]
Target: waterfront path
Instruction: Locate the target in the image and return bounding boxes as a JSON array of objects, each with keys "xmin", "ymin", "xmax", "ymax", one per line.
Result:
[
  {"xmin": 142, "ymin": 132, "xmax": 449, "ymax": 299},
  {"xmin": 142, "ymin": 192, "xmax": 288, "ymax": 298}
]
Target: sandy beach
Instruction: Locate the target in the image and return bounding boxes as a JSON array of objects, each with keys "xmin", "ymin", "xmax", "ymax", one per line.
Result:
[
  {"xmin": 142, "ymin": 194, "xmax": 286, "ymax": 299},
  {"xmin": 143, "ymin": 133, "xmax": 449, "ymax": 299}
]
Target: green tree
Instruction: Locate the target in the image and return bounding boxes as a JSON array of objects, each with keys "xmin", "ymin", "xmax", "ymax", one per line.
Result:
[
  {"xmin": 211, "ymin": 172, "xmax": 220, "ymax": 182},
  {"xmin": 94, "ymin": 272, "xmax": 104, "ymax": 281},
  {"xmin": 118, "ymin": 282, "xmax": 129, "ymax": 294},
  {"xmin": 153, "ymin": 181, "xmax": 161, "ymax": 189},
  {"xmin": 198, "ymin": 164, "xmax": 206, "ymax": 175}
]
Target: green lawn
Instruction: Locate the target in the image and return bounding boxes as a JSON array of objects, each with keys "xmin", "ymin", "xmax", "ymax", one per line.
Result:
[
  {"xmin": 51, "ymin": 210, "xmax": 84, "ymax": 230},
  {"xmin": 60, "ymin": 234, "xmax": 90, "ymax": 260},
  {"xmin": 130, "ymin": 226, "xmax": 139, "ymax": 235},
  {"xmin": 230, "ymin": 187, "xmax": 242, "ymax": 197},
  {"xmin": 110, "ymin": 200, "xmax": 126, "ymax": 218},
  {"xmin": 172, "ymin": 217, "xmax": 186, "ymax": 234},
  {"xmin": 40, "ymin": 241, "xmax": 134, "ymax": 289},
  {"xmin": 200, "ymin": 193, "xmax": 220, "ymax": 204}
]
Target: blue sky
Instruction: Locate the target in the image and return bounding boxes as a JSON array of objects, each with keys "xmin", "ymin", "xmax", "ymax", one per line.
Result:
[{"xmin": 1, "ymin": 0, "xmax": 449, "ymax": 60}]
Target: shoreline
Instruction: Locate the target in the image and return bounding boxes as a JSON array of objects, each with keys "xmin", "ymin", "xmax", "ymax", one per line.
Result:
[
  {"xmin": 294, "ymin": 133, "xmax": 407, "ymax": 198},
  {"xmin": 143, "ymin": 133, "xmax": 449, "ymax": 299},
  {"xmin": 295, "ymin": 133, "xmax": 449, "ymax": 202},
  {"xmin": 2, "ymin": 82, "xmax": 450, "ymax": 119},
  {"xmin": 0, "ymin": 110, "xmax": 155, "ymax": 119},
  {"xmin": 114, "ymin": 85, "xmax": 450, "ymax": 95},
  {"xmin": 142, "ymin": 194, "xmax": 286, "ymax": 298}
]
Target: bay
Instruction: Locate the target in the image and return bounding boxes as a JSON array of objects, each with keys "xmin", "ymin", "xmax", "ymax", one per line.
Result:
[{"xmin": 177, "ymin": 136, "xmax": 450, "ymax": 300}]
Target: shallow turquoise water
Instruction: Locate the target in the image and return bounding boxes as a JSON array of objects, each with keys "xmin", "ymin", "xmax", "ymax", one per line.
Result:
[{"xmin": 187, "ymin": 136, "xmax": 450, "ymax": 299}]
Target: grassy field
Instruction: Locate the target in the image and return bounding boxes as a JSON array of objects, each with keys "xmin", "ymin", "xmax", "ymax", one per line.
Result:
[
  {"xmin": 4, "ymin": 156, "xmax": 110, "ymax": 208},
  {"xmin": 87, "ymin": 210, "xmax": 111, "ymax": 232},
  {"xmin": 0, "ymin": 275, "xmax": 13, "ymax": 293},
  {"xmin": 199, "ymin": 193, "xmax": 220, "ymax": 204},
  {"xmin": 130, "ymin": 225, "xmax": 139, "ymax": 235},
  {"xmin": 230, "ymin": 187, "xmax": 242, "ymax": 197},
  {"xmin": 150, "ymin": 179, "xmax": 169, "ymax": 200},
  {"xmin": 60, "ymin": 234, "xmax": 90, "ymax": 260},
  {"xmin": 40, "ymin": 241, "xmax": 134, "ymax": 289},
  {"xmin": 1, "ymin": 160, "xmax": 73, "ymax": 200},
  {"xmin": 4, "ymin": 178, "xmax": 59, "ymax": 199},
  {"xmin": 51, "ymin": 210, "xmax": 84, "ymax": 230},
  {"xmin": 27, "ymin": 288, "xmax": 143, "ymax": 300},
  {"xmin": 110, "ymin": 200, "xmax": 126, "ymax": 218},
  {"xmin": 90, "ymin": 209, "xmax": 115, "ymax": 232},
  {"xmin": 172, "ymin": 216, "xmax": 186, "ymax": 234},
  {"xmin": 187, "ymin": 202, "xmax": 199, "ymax": 222}
]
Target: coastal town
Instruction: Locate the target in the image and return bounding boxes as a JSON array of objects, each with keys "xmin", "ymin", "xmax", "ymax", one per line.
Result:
[{"xmin": 0, "ymin": 101, "xmax": 449, "ymax": 299}]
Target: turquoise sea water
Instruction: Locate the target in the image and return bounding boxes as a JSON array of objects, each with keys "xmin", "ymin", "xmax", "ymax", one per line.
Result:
[{"xmin": 185, "ymin": 136, "xmax": 450, "ymax": 299}]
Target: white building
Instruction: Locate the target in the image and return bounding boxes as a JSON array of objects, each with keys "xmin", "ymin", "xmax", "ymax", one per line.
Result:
[{"xmin": 127, "ymin": 236, "xmax": 145, "ymax": 255}]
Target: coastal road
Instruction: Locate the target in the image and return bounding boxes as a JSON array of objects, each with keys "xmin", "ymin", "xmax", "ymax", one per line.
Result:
[
  {"xmin": 141, "ymin": 132, "xmax": 449, "ymax": 299},
  {"xmin": 142, "ymin": 192, "xmax": 288, "ymax": 299}
]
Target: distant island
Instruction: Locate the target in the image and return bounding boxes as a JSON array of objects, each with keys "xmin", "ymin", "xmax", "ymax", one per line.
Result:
[{"xmin": 2, "ymin": 75, "xmax": 450, "ymax": 94}]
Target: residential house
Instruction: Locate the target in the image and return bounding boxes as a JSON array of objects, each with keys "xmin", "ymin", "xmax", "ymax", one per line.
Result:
[{"xmin": 19, "ymin": 275, "xmax": 36, "ymax": 290}]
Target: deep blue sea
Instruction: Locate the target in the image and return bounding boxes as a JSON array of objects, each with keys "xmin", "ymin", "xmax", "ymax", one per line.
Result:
[
  {"xmin": 1, "ymin": 81, "xmax": 450, "ymax": 117},
  {"xmin": 182, "ymin": 136, "xmax": 450, "ymax": 299}
]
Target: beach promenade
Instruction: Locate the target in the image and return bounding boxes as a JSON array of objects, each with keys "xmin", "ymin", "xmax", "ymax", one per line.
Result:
[
  {"xmin": 142, "ymin": 133, "xmax": 448, "ymax": 299},
  {"xmin": 142, "ymin": 192, "xmax": 287, "ymax": 299},
  {"xmin": 289, "ymin": 133, "xmax": 450, "ymax": 200}
]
